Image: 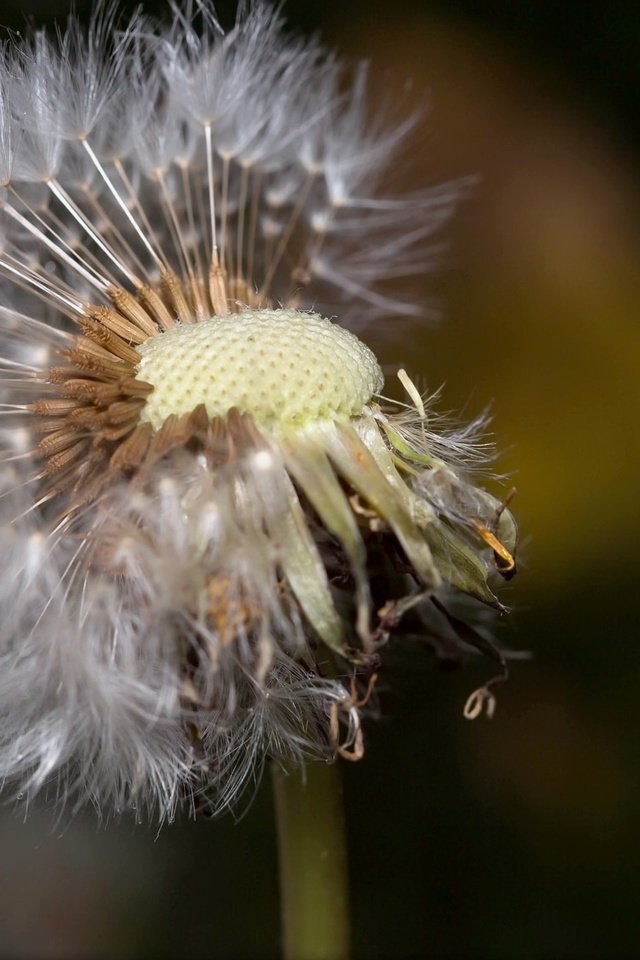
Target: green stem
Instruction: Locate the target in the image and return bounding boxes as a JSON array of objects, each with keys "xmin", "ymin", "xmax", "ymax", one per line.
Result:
[{"xmin": 272, "ymin": 760, "xmax": 350, "ymax": 960}]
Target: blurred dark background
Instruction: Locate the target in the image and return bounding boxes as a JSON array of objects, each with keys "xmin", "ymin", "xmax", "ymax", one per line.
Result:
[{"xmin": 0, "ymin": 0, "xmax": 638, "ymax": 958}]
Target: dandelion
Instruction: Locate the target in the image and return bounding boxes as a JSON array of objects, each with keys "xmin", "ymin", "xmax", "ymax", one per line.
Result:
[{"xmin": 0, "ymin": 0, "xmax": 517, "ymax": 825}]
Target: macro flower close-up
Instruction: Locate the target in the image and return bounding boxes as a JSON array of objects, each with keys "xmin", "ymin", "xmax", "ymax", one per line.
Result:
[
  {"xmin": 0, "ymin": 0, "xmax": 580, "ymax": 960},
  {"xmin": 0, "ymin": 0, "xmax": 517, "ymax": 828},
  {"xmin": 1, "ymin": 0, "xmax": 638, "ymax": 958}
]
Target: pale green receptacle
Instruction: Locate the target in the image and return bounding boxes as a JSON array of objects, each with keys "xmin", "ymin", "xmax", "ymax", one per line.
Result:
[{"xmin": 136, "ymin": 308, "xmax": 384, "ymax": 430}]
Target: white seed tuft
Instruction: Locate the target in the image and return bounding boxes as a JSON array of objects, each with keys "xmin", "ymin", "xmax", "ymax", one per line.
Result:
[{"xmin": 0, "ymin": 1, "xmax": 516, "ymax": 822}]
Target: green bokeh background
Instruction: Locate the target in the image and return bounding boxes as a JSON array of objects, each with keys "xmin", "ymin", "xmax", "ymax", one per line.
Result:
[{"xmin": 0, "ymin": 1, "xmax": 638, "ymax": 957}]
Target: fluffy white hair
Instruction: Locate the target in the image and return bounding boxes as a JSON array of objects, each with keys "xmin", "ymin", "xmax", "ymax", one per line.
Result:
[{"xmin": 0, "ymin": 1, "xmax": 514, "ymax": 821}]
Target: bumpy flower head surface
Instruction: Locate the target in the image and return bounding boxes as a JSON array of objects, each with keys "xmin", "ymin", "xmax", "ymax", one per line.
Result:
[
  {"xmin": 0, "ymin": 1, "xmax": 516, "ymax": 821},
  {"xmin": 137, "ymin": 309, "xmax": 383, "ymax": 428}
]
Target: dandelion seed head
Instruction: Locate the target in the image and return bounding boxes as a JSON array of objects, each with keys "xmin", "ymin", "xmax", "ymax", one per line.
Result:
[{"xmin": 0, "ymin": 0, "xmax": 517, "ymax": 822}]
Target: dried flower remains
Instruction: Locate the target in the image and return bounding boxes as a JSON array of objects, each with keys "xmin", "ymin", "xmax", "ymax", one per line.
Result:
[{"xmin": 0, "ymin": 1, "xmax": 517, "ymax": 820}]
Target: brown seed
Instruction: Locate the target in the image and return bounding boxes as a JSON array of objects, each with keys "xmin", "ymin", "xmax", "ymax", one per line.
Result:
[
  {"xmin": 136, "ymin": 284, "xmax": 175, "ymax": 332},
  {"xmin": 85, "ymin": 305, "xmax": 149, "ymax": 345},
  {"xmin": 161, "ymin": 269, "xmax": 192, "ymax": 326},
  {"xmin": 107, "ymin": 285, "xmax": 159, "ymax": 337},
  {"xmin": 110, "ymin": 422, "xmax": 153, "ymax": 470},
  {"xmin": 38, "ymin": 428, "xmax": 85, "ymax": 457},
  {"xmin": 46, "ymin": 439, "xmax": 88, "ymax": 473}
]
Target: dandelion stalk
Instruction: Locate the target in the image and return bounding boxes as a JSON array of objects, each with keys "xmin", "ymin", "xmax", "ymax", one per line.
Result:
[{"xmin": 273, "ymin": 761, "xmax": 349, "ymax": 960}]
